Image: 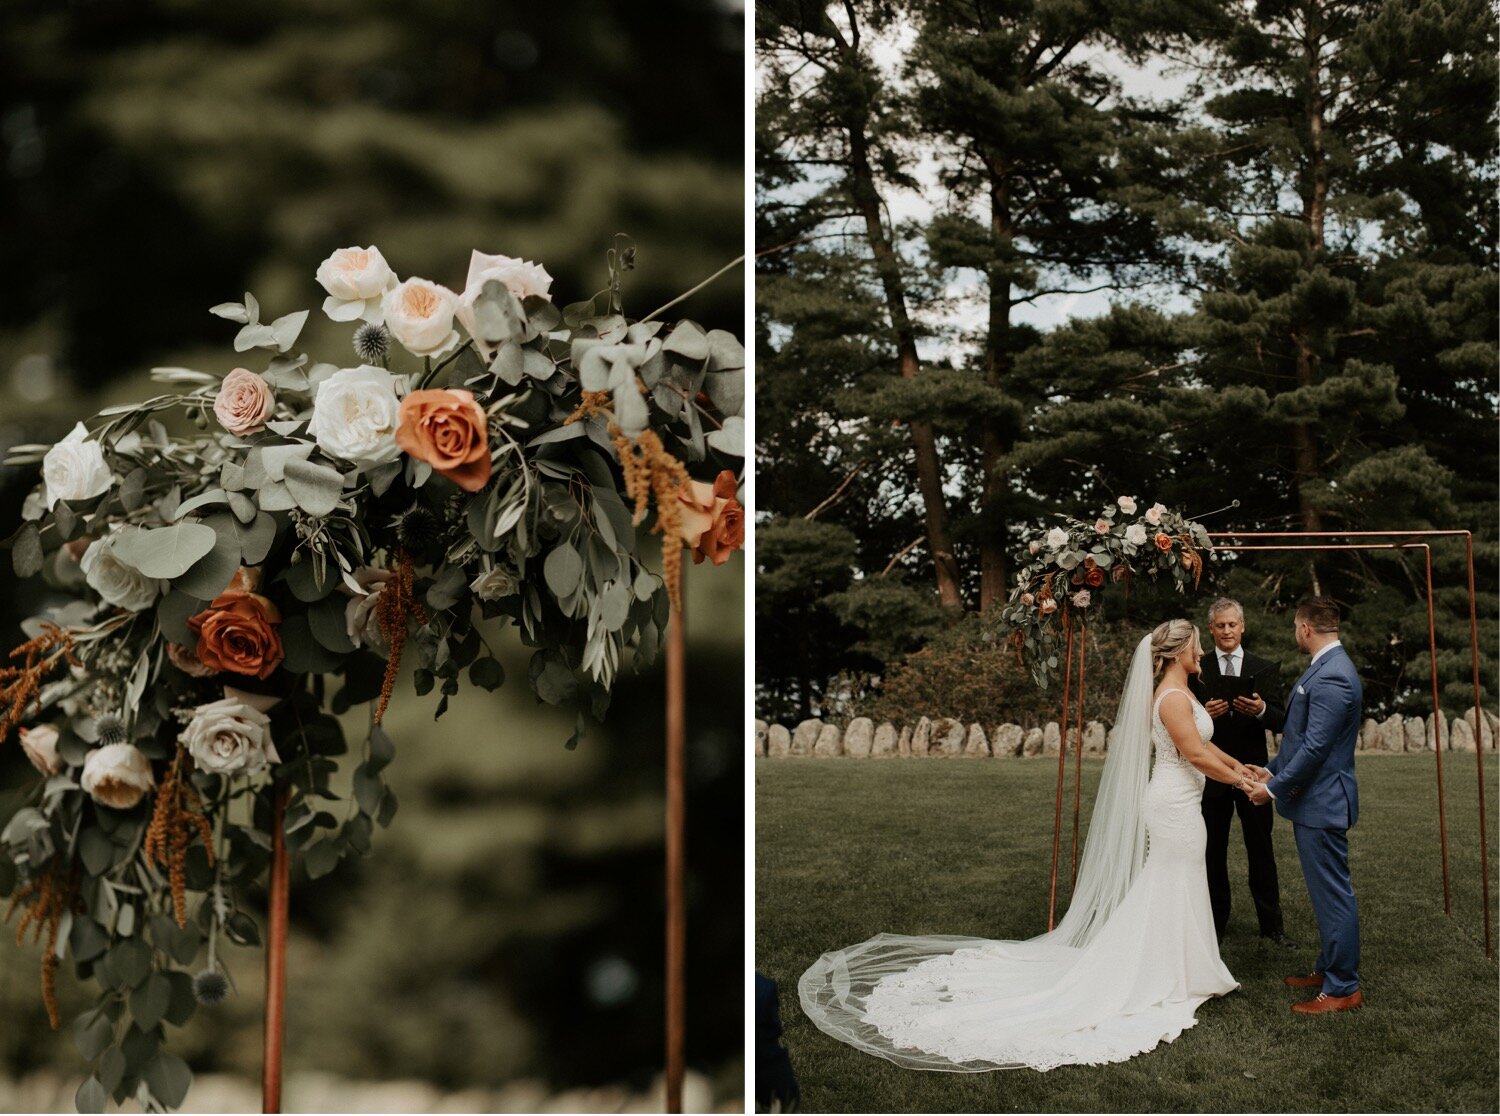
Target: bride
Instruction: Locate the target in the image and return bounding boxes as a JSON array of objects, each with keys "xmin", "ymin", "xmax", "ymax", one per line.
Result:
[{"xmin": 799, "ymin": 619, "xmax": 1264, "ymax": 1071}]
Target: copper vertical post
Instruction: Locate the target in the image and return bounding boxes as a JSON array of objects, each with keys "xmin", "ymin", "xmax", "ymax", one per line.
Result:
[
  {"xmin": 665, "ymin": 577, "xmax": 686, "ymax": 1113},
  {"xmin": 1048, "ymin": 613, "xmax": 1076, "ymax": 931},
  {"xmin": 1464, "ymin": 533, "xmax": 1493, "ymax": 958},
  {"xmin": 262, "ymin": 785, "xmax": 289, "ymax": 1114},
  {"xmin": 1070, "ymin": 615, "xmax": 1088, "ymax": 892},
  {"xmin": 1422, "ymin": 545, "xmax": 1452, "ymax": 914}
]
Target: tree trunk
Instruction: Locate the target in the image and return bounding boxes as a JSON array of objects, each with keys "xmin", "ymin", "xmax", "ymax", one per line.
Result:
[
  {"xmin": 837, "ymin": 45, "xmax": 963, "ymax": 609},
  {"xmin": 980, "ymin": 170, "xmax": 1013, "ymax": 611},
  {"xmin": 1294, "ymin": 8, "xmax": 1330, "ymax": 585}
]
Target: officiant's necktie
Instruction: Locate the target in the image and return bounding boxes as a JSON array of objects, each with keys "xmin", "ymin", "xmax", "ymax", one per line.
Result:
[{"xmin": 1223, "ymin": 654, "xmax": 1236, "ymax": 677}]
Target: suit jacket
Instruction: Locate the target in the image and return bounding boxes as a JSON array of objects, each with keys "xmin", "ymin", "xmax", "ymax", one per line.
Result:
[
  {"xmin": 1190, "ymin": 646, "xmax": 1286, "ymax": 799},
  {"xmin": 1267, "ymin": 644, "xmax": 1362, "ymax": 829}
]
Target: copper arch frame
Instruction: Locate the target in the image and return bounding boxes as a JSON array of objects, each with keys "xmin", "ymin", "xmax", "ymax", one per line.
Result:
[{"xmin": 1043, "ymin": 529, "xmax": 1492, "ymax": 960}]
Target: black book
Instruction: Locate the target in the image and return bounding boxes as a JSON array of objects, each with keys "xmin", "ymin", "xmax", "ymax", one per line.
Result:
[{"xmin": 1204, "ymin": 663, "xmax": 1280, "ymax": 705}]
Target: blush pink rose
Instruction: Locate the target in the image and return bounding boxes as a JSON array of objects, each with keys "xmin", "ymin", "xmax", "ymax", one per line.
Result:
[{"xmin": 213, "ymin": 369, "xmax": 275, "ymax": 436}]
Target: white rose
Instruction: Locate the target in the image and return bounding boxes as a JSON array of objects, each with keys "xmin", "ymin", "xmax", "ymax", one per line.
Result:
[
  {"xmin": 454, "ymin": 250, "xmax": 554, "ymax": 361},
  {"xmin": 19, "ymin": 724, "xmax": 62, "ymax": 776},
  {"xmin": 42, "ymin": 423, "xmax": 113, "ymax": 509},
  {"xmin": 307, "ymin": 365, "xmax": 403, "ymax": 466},
  {"xmin": 382, "ymin": 278, "xmax": 461, "ymax": 360},
  {"xmin": 344, "ymin": 567, "xmax": 395, "ymax": 653},
  {"xmin": 316, "ymin": 246, "xmax": 397, "ymax": 324},
  {"xmin": 1125, "ymin": 523, "xmax": 1148, "ymax": 547},
  {"xmin": 1045, "ymin": 526, "xmax": 1069, "ymax": 550},
  {"xmin": 81, "ymin": 743, "xmax": 155, "ymax": 809},
  {"xmin": 181, "ymin": 697, "xmax": 280, "ymax": 776},
  {"xmin": 1028, "ymin": 540, "xmax": 1041, "ymax": 555},
  {"xmin": 80, "ymin": 534, "xmax": 162, "ymax": 612},
  {"xmin": 470, "ymin": 564, "xmax": 520, "ymax": 602},
  {"xmin": 1117, "ymin": 495, "xmax": 1137, "ymax": 514},
  {"xmin": 1145, "ymin": 502, "xmax": 1167, "ymax": 525}
]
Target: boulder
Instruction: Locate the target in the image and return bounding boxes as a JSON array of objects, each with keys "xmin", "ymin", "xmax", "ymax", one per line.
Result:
[
  {"xmin": 1462, "ymin": 708, "xmax": 1497, "ymax": 750},
  {"xmin": 754, "ymin": 719, "xmax": 768, "ymax": 757},
  {"xmin": 1023, "ymin": 727, "xmax": 1045, "ymax": 757},
  {"xmin": 1404, "ymin": 715, "xmax": 1428, "ymax": 753},
  {"xmin": 872, "ymin": 722, "xmax": 898, "ymax": 757},
  {"xmin": 1083, "ymin": 721, "xmax": 1106, "ymax": 755},
  {"xmin": 1451, "ymin": 716, "xmax": 1475, "ymax": 752},
  {"xmin": 814, "ymin": 722, "xmax": 843, "ymax": 757},
  {"xmin": 992, "ymin": 723, "xmax": 1024, "ymax": 758},
  {"xmin": 964, "ymin": 723, "xmax": 989, "ymax": 757},
  {"xmin": 1358, "ymin": 717, "xmax": 1379, "ymax": 752},
  {"xmin": 912, "ymin": 716, "xmax": 933, "ymax": 756},
  {"xmin": 1426, "ymin": 713, "xmax": 1445, "ymax": 751},
  {"xmin": 932, "ymin": 717, "xmax": 966, "ymax": 756},
  {"xmin": 1375, "ymin": 715, "xmax": 1403, "ymax": 752},
  {"xmin": 768, "ymin": 724, "xmax": 791, "ymax": 757},
  {"xmin": 1268, "ymin": 731, "xmax": 1281, "ymax": 757},
  {"xmin": 791, "ymin": 719, "xmax": 822, "ymax": 756},
  {"xmin": 1043, "ymin": 721, "xmax": 1061, "ymax": 755},
  {"xmin": 845, "ymin": 717, "xmax": 875, "ymax": 758},
  {"xmin": 898, "ymin": 724, "xmax": 913, "ymax": 756}
]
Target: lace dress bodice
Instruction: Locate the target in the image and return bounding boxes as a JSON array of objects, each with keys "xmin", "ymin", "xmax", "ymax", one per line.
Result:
[{"xmin": 1150, "ymin": 688, "xmax": 1212, "ymax": 775}]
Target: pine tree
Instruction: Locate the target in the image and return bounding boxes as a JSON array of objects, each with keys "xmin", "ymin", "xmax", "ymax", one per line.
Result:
[{"xmin": 758, "ymin": 0, "xmax": 965, "ymax": 608}]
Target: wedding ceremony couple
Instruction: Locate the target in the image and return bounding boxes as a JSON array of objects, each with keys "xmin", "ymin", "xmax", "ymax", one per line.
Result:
[{"xmin": 799, "ymin": 595, "xmax": 1364, "ymax": 1072}]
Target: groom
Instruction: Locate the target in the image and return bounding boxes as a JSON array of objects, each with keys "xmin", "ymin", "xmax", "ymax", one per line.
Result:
[{"xmin": 1246, "ymin": 596, "xmax": 1363, "ymax": 1014}]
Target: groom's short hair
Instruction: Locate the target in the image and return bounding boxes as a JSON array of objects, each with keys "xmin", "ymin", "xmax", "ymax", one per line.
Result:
[{"xmin": 1295, "ymin": 596, "xmax": 1341, "ymax": 633}]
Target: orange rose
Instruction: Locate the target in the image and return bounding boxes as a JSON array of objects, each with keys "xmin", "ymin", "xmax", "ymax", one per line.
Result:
[
  {"xmin": 1085, "ymin": 566, "xmax": 1105, "ymax": 587},
  {"xmin": 395, "ymin": 388, "xmax": 491, "ymax": 492},
  {"xmin": 676, "ymin": 470, "xmax": 744, "ymax": 566},
  {"xmin": 1154, "ymin": 532, "xmax": 1173, "ymax": 552},
  {"xmin": 188, "ymin": 590, "xmax": 284, "ymax": 680}
]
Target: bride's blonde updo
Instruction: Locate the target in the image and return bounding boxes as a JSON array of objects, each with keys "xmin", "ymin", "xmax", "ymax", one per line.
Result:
[{"xmin": 1151, "ymin": 619, "xmax": 1197, "ymax": 675}]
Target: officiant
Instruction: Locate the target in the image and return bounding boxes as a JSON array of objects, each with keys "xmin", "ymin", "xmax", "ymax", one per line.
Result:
[{"xmin": 1190, "ymin": 597, "xmax": 1295, "ymax": 948}]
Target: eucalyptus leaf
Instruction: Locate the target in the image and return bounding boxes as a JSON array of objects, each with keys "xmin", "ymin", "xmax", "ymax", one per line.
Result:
[
  {"xmin": 110, "ymin": 523, "xmax": 218, "ymax": 579},
  {"xmin": 283, "ymin": 458, "xmax": 345, "ymax": 517},
  {"xmin": 663, "ymin": 321, "xmax": 710, "ymax": 362},
  {"xmin": 543, "ymin": 544, "xmax": 584, "ymax": 598},
  {"xmin": 107, "ymin": 938, "xmax": 152, "ymax": 988},
  {"xmin": 11, "ymin": 522, "xmax": 41, "ymax": 577},
  {"xmin": 75, "ymin": 1076, "xmax": 107, "ymax": 1114},
  {"xmin": 469, "ymin": 657, "xmax": 504, "ymax": 691},
  {"xmin": 234, "ymin": 512, "xmax": 278, "ymax": 566},
  {"xmin": 73, "ymin": 1010, "xmax": 114, "ymax": 1060},
  {"xmin": 304, "ymin": 841, "xmax": 342, "ymax": 880},
  {"xmin": 705, "ymin": 415, "xmax": 744, "ymax": 457},
  {"xmin": 129, "ymin": 972, "xmax": 172, "ymax": 1031},
  {"xmin": 143, "ymin": 1052, "xmax": 192, "ymax": 1109}
]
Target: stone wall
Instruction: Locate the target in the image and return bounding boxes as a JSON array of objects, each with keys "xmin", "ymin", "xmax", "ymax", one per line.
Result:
[{"xmin": 754, "ymin": 708, "xmax": 1500, "ymax": 758}]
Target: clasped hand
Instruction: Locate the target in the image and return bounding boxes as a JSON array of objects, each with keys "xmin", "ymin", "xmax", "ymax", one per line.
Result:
[{"xmin": 1240, "ymin": 764, "xmax": 1272, "ymax": 805}]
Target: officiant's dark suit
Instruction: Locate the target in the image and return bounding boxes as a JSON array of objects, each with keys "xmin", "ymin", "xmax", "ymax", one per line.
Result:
[{"xmin": 1189, "ymin": 604, "xmax": 1289, "ymax": 943}]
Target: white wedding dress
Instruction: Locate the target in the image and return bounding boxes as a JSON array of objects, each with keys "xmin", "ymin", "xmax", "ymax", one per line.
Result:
[{"xmin": 799, "ymin": 637, "xmax": 1239, "ymax": 1071}]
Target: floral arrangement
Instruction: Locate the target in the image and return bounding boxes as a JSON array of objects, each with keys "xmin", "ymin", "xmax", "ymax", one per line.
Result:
[
  {"xmin": 0, "ymin": 241, "xmax": 744, "ymax": 1111},
  {"xmin": 999, "ymin": 497, "xmax": 1212, "ymax": 687}
]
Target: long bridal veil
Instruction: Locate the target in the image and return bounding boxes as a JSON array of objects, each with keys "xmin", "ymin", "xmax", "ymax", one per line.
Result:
[{"xmin": 797, "ymin": 633, "xmax": 1159, "ymax": 1071}]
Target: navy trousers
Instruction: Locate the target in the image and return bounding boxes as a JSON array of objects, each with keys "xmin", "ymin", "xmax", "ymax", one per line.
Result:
[{"xmin": 1292, "ymin": 822, "xmax": 1360, "ymax": 996}]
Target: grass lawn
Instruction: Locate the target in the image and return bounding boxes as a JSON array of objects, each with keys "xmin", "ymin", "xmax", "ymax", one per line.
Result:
[{"xmin": 756, "ymin": 755, "xmax": 1498, "ymax": 1114}]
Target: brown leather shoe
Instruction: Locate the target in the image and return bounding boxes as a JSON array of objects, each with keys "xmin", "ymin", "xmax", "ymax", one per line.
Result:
[
  {"xmin": 1292, "ymin": 989, "xmax": 1363, "ymax": 1014},
  {"xmin": 1283, "ymin": 972, "xmax": 1324, "ymax": 989}
]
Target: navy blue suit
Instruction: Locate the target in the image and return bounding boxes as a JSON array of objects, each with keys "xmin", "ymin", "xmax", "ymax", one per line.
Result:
[{"xmin": 1267, "ymin": 643, "xmax": 1362, "ymax": 996}]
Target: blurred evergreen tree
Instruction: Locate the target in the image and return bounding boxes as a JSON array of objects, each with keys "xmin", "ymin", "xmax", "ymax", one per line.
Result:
[{"xmin": 0, "ymin": 0, "xmax": 746, "ymax": 1096}]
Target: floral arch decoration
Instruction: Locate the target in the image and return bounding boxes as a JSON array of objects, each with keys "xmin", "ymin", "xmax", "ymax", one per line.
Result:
[
  {"xmin": 0, "ymin": 241, "xmax": 744, "ymax": 1112},
  {"xmin": 1000, "ymin": 497, "xmax": 1215, "ymax": 689}
]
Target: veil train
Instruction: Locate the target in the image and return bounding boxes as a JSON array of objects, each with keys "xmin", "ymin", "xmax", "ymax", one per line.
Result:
[{"xmin": 797, "ymin": 633, "xmax": 1228, "ymax": 1071}]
